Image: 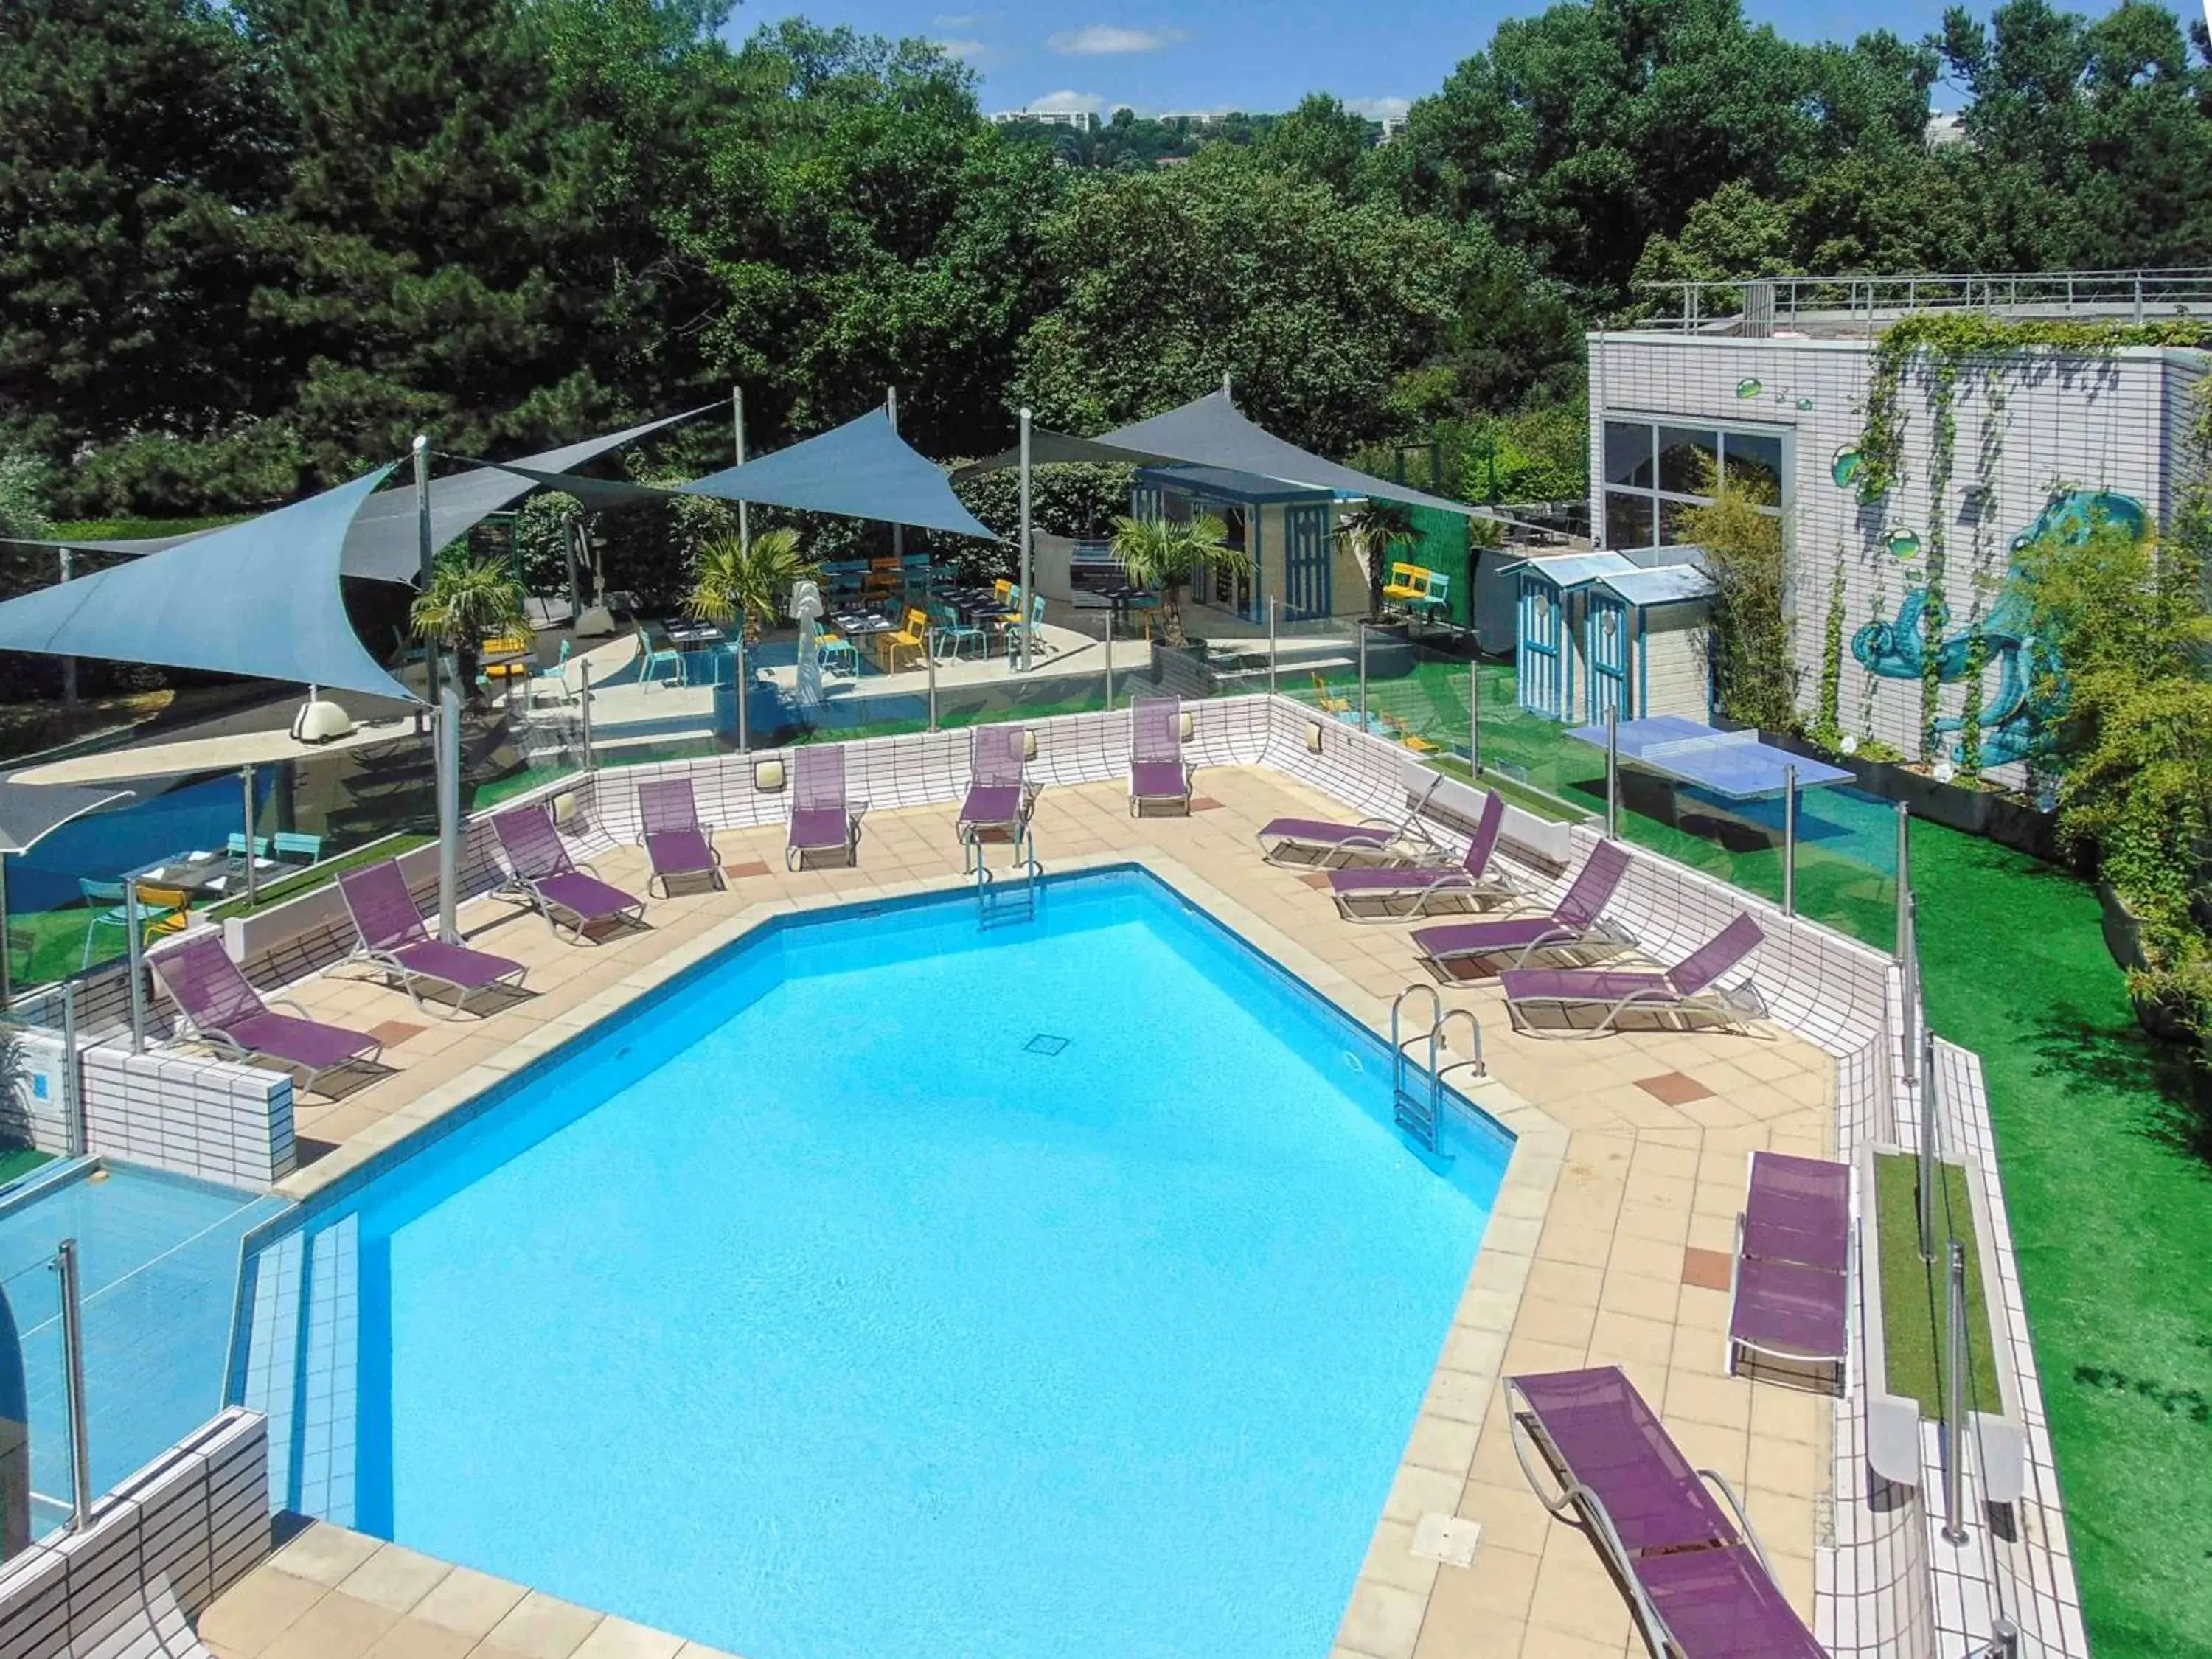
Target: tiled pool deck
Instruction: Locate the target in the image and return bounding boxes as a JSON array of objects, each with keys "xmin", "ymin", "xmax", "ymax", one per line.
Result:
[{"xmin": 201, "ymin": 765, "xmax": 1837, "ymax": 1659}]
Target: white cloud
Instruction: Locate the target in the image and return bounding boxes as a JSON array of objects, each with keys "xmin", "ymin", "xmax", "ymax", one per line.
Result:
[
  {"xmin": 1345, "ymin": 96, "xmax": 1412, "ymax": 122},
  {"xmin": 1048, "ymin": 24, "xmax": 1182, "ymax": 55},
  {"xmin": 1028, "ymin": 88, "xmax": 1110, "ymax": 114},
  {"xmin": 933, "ymin": 12, "xmax": 984, "ymax": 24},
  {"xmin": 933, "ymin": 37, "xmax": 991, "ymax": 60}
]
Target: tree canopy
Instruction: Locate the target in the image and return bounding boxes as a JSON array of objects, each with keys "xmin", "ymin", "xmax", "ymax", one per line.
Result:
[{"xmin": 2, "ymin": 0, "xmax": 2209, "ymax": 521}]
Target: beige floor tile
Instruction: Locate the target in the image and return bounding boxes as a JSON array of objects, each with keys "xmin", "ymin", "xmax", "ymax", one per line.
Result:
[
  {"xmin": 570, "ymin": 1616, "xmax": 686, "ymax": 1659},
  {"xmin": 361, "ymin": 1620, "xmax": 479, "ymax": 1659},
  {"xmin": 338, "ymin": 1542, "xmax": 452, "ymax": 1614},
  {"xmin": 486, "ymin": 1593, "xmax": 605, "ymax": 1659},
  {"xmin": 412, "ymin": 1565, "xmax": 532, "ymax": 1638},
  {"xmin": 260, "ymin": 1590, "xmax": 402, "ymax": 1659},
  {"xmin": 268, "ymin": 1523, "xmax": 382, "ymax": 1588},
  {"xmin": 196, "ymin": 1568, "xmax": 329, "ymax": 1655}
]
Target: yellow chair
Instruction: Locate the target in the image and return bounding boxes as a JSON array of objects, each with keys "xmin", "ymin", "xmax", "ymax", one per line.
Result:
[
  {"xmin": 880, "ymin": 607, "xmax": 931, "ymax": 672},
  {"xmin": 1380, "ymin": 711, "xmax": 1444, "ymax": 755},
  {"xmin": 1310, "ymin": 672, "xmax": 1351, "ymax": 716},
  {"xmin": 1380, "ymin": 562, "xmax": 1431, "ymax": 607},
  {"xmin": 481, "ymin": 632, "xmax": 535, "ymax": 683},
  {"xmin": 139, "ymin": 883, "xmax": 194, "ymax": 939}
]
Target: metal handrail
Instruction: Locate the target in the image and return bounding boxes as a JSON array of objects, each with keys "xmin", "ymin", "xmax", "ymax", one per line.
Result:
[{"xmin": 1635, "ymin": 267, "xmax": 2212, "ymax": 333}]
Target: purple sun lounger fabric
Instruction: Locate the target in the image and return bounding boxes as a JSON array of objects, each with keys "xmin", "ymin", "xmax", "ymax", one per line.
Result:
[
  {"xmin": 1128, "ymin": 697, "xmax": 1192, "ymax": 816},
  {"xmin": 1257, "ymin": 773, "xmax": 1441, "ymax": 869},
  {"xmin": 958, "ymin": 726, "xmax": 1032, "ymax": 842},
  {"xmin": 1730, "ymin": 1152, "xmax": 1851, "ymax": 1382},
  {"xmin": 1411, "ymin": 839, "xmax": 1633, "ymax": 972},
  {"xmin": 787, "ymin": 744, "xmax": 860, "ymax": 869},
  {"xmin": 1500, "ymin": 911, "xmax": 1764, "ymax": 1037},
  {"xmin": 492, "ymin": 804, "xmax": 648, "ymax": 940},
  {"xmin": 149, "ymin": 932, "xmax": 383, "ymax": 1093},
  {"xmin": 1509, "ymin": 1366, "xmax": 1826, "ymax": 1659},
  {"xmin": 1329, "ymin": 787, "xmax": 1520, "ymax": 919},
  {"xmin": 636, "ymin": 777, "xmax": 723, "ymax": 896},
  {"xmin": 338, "ymin": 858, "xmax": 526, "ymax": 1017}
]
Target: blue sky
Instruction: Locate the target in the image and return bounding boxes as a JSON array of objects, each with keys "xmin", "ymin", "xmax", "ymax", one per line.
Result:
[{"xmin": 730, "ymin": 0, "xmax": 1994, "ymax": 119}]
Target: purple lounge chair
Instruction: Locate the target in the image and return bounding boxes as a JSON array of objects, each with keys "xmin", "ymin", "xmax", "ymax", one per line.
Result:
[
  {"xmin": 1256, "ymin": 773, "xmax": 1442, "ymax": 869},
  {"xmin": 490, "ymin": 804, "xmax": 648, "ymax": 942},
  {"xmin": 956, "ymin": 726, "xmax": 1033, "ymax": 846},
  {"xmin": 787, "ymin": 745, "xmax": 861, "ymax": 869},
  {"xmin": 636, "ymin": 778, "xmax": 724, "ymax": 897},
  {"xmin": 1500, "ymin": 911, "xmax": 1765, "ymax": 1037},
  {"xmin": 1730, "ymin": 1152, "xmax": 1851, "ymax": 1388},
  {"xmin": 1128, "ymin": 697, "xmax": 1192, "ymax": 816},
  {"xmin": 1411, "ymin": 840, "xmax": 1635, "ymax": 978},
  {"xmin": 1508, "ymin": 1366, "xmax": 1826, "ymax": 1659},
  {"xmin": 338, "ymin": 858, "xmax": 527, "ymax": 1018},
  {"xmin": 148, "ymin": 932, "xmax": 383, "ymax": 1095},
  {"xmin": 1329, "ymin": 787, "xmax": 1524, "ymax": 921}
]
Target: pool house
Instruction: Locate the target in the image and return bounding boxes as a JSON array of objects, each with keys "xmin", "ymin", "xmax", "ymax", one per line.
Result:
[{"xmin": 1509, "ymin": 548, "xmax": 1715, "ymax": 723}]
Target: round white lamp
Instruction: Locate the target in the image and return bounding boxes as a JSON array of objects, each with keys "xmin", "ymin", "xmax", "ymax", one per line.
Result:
[
  {"xmin": 1933, "ymin": 759, "xmax": 1957, "ymax": 784},
  {"xmin": 291, "ymin": 685, "xmax": 355, "ymax": 744}
]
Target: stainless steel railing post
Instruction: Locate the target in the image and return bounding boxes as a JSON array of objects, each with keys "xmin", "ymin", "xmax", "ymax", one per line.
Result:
[
  {"xmin": 1356, "ymin": 623, "xmax": 1368, "ymax": 729},
  {"xmin": 1267, "ymin": 599, "xmax": 1278, "ymax": 698},
  {"xmin": 1604, "ymin": 706, "xmax": 1620, "ymax": 840},
  {"xmin": 61, "ymin": 981, "xmax": 83, "ymax": 1158},
  {"xmin": 577, "ymin": 661, "xmax": 594, "ymax": 769},
  {"xmin": 1942, "ymin": 1239, "xmax": 1972, "ymax": 1543},
  {"xmin": 1919, "ymin": 1023, "xmax": 1941, "ymax": 1262},
  {"xmin": 1782, "ymin": 764, "xmax": 1798, "ymax": 916},
  {"xmin": 55, "ymin": 1239, "xmax": 94, "ymax": 1530}
]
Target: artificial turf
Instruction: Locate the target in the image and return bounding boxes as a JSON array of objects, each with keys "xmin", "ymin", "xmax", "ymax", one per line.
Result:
[{"xmin": 1871, "ymin": 1152, "xmax": 2003, "ymax": 1419}]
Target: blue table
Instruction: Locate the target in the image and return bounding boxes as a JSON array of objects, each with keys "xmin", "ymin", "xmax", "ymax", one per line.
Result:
[{"xmin": 1568, "ymin": 715, "xmax": 1850, "ymax": 801}]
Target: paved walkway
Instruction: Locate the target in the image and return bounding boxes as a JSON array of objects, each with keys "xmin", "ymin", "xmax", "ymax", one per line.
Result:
[{"xmin": 203, "ymin": 765, "xmax": 1837, "ymax": 1659}]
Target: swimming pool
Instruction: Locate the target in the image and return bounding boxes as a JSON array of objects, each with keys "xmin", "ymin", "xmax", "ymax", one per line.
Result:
[{"xmin": 247, "ymin": 867, "xmax": 1512, "ymax": 1659}]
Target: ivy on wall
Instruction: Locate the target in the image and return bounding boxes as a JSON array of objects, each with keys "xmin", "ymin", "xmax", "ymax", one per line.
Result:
[{"xmin": 1813, "ymin": 555, "xmax": 1846, "ymax": 750}]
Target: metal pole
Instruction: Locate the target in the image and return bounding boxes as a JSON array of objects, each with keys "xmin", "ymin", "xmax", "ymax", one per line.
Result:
[
  {"xmin": 1919, "ymin": 1023, "xmax": 1941, "ymax": 1262},
  {"xmin": 1103, "ymin": 616, "xmax": 1114, "ymax": 712},
  {"xmin": 1221, "ymin": 370, "xmax": 1232, "ymax": 400},
  {"xmin": 55, "ymin": 1239, "xmax": 94, "ymax": 1531},
  {"xmin": 1942, "ymin": 1238, "xmax": 1971, "ymax": 1543},
  {"xmin": 1470, "ymin": 651, "xmax": 1483, "ymax": 774},
  {"xmin": 1782, "ymin": 763, "xmax": 1798, "ymax": 917},
  {"xmin": 1267, "ymin": 598, "xmax": 1278, "ymax": 696},
  {"xmin": 125, "ymin": 880, "xmax": 145, "ymax": 1054},
  {"xmin": 1902, "ymin": 890, "xmax": 1921, "ymax": 1086},
  {"xmin": 577, "ymin": 661, "xmax": 594, "ymax": 768},
  {"xmin": 1357, "ymin": 624, "xmax": 1370, "ymax": 729},
  {"xmin": 413, "ymin": 435, "xmax": 437, "ymax": 711},
  {"xmin": 436, "ymin": 678, "xmax": 461, "ymax": 944},
  {"xmin": 1605, "ymin": 705, "xmax": 1621, "ymax": 839},
  {"xmin": 563, "ymin": 520, "xmax": 580, "ymax": 622},
  {"xmin": 733, "ymin": 386, "xmax": 751, "ymax": 557},
  {"xmin": 61, "ymin": 981, "xmax": 83, "ymax": 1158},
  {"xmin": 58, "ymin": 549, "xmax": 77, "ymax": 708},
  {"xmin": 925, "ymin": 628, "xmax": 938, "ymax": 732},
  {"xmin": 0, "ymin": 853, "xmax": 10, "ymax": 1010},
  {"xmin": 734, "ymin": 633, "xmax": 750, "ymax": 754},
  {"xmin": 240, "ymin": 764, "xmax": 259, "ymax": 908},
  {"xmin": 1894, "ymin": 800, "xmax": 1912, "ymax": 958},
  {"xmin": 1018, "ymin": 408, "xmax": 1034, "ymax": 674},
  {"xmin": 887, "ymin": 387, "xmax": 903, "ymax": 594}
]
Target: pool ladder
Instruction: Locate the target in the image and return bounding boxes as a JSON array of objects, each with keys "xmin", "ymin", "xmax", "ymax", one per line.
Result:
[
  {"xmin": 974, "ymin": 826, "xmax": 1043, "ymax": 928},
  {"xmin": 1389, "ymin": 985, "xmax": 1486, "ymax": 1155}
]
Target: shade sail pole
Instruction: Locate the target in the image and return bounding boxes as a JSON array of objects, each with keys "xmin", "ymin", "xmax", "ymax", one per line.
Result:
[
  {"xmin": 58, "ymin": 550, "xmax": 77, "ymax": 708},
  {"xmin": 732, "ymin": 386, "xmax": 750, "ymax": 557},
  {"xmin": 1018, "ymin": 408, "xmax": 1034, "ymax": 674},
  {"xmin": 416, "ymin": 433, "xmax": 459, "ymax": 942},
  {"xmin": 886, "ymin": 387, "xmax": 903, "ymax": 589},
  {"xmin": 1221, "ymin": 370, "xmax": 1232, "ymax": 402},
  {"xmin": 0, "ymin": 853, "xmax": 12, "ymax": 1009}
]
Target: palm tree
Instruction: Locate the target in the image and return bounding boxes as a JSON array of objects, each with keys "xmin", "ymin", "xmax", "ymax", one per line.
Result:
[
  {"xmin": 685, "ymin": 526, "xmax": 817, "ymax": 644},
  {"xmin": 411, "ymin": 552, "xmax": 529, "ymax": 703},
  {"xmin": 1336, "ymin": 499, "xmax": 1420, "ymax": 620},
  {"xmin": 1110, "ymin": 512, "xmax": 1253, "ymax": 648}
]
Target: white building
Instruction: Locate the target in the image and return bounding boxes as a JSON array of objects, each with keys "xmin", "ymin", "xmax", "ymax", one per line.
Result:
[
  {"xmin": 988, "ymin": 108, "xmax": 1096, "ymax": 132},
  {"xmin": 1573, "ymin": 274, "xmax": 2211, "ymax": 783}
]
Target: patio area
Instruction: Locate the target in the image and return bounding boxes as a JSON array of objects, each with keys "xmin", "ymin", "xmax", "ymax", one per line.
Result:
[{"xmin": 201, "ymin": 760, "xmax": 1837, "ymax": 1659}]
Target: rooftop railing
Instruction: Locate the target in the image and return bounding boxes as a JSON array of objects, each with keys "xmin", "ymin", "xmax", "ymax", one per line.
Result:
[{"xmin": 1633, "ymin": 268, "xmax": 2212, "ymax": 335}]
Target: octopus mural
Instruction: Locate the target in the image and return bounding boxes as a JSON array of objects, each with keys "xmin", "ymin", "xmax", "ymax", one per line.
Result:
[{"xmin": 1848, "ymin": 490, "xmax": 2146, "ymax": 768}]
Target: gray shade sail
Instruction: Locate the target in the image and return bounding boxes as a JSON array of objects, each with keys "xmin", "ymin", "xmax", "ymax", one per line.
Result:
[
  {"xmin": 0, "ymin": 403, "xmax": 720, "ymax": 582},
  {"xmin": 443, "ymin": 459, "xmax": 680, "ymax": 512},
  {"xmin": 0, "ymin": 779, "xmax": 133, "ymax": 855},
  {"xmin": 0, "ymin": 465, "xmax": 419, "ymax": 703},
  {"xmin": 948, "ymin": 428, "xmax": 1175, "ymax": 479},
  {"xmin": 681, "ymin": 410, "xmax": 997, "ymax": 540},
  {"xmin": 956, "ymin": 392, "xmax": 1500, "ymax": 521}
]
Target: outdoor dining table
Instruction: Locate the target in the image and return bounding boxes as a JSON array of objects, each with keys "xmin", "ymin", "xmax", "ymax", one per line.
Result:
[{"xmin": 142, "ymin": 848, "xmax": 283, "ymax": 900}]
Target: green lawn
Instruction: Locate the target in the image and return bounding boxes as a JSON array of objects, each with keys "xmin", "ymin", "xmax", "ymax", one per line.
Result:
[
  {"xmin": 1871, "ymin": 1152, "xmax": 2003, "ymax": 1417},
  {"xmin": 0, "ymin": 1147, "xmax": 53, "ymax": 1189}
]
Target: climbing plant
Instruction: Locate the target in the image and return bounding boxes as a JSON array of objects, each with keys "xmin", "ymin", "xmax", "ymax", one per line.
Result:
[
  {"xmin": 1812, "ymin": 557, "xmax": 1846, "ymax": 751},
  {"xmin": 1679, "ymin": 467, "xmax": 1798, "ymax": 734},
  {"xmin": 1956, "ymin": 632, "xmax": 1988, "ymax": 784},
  {"xmin": 1919, "ymin": 364, "xmax": 1957, "ymax": 760}
]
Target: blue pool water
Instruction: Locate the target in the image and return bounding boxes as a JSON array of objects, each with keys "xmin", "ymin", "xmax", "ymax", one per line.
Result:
[
  {"xmin": 0, "ymin": 1162, "xmax": 282, "ymax": 1526},
  {"xmin": 274, "ymin": 869, "xmax": 1511, "ymax": 1659}
]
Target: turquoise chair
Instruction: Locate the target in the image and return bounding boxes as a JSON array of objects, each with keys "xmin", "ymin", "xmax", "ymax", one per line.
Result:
[
  {"xmin": 930, "ymin": 601, "xmax": 987, "ymax": 662},
  {"xmin": 274, "ymin": 832, "xmax": 323, "ymax": 865},
  {"xmin": 1006, "ymin": 591, "xmax": 1052, "ymax": 658},
  {"xmin": 226, "ymin": 833, "xmax": 271, "ymax": 859},
  {"xmin": 641, "ymin": 639, "xmax": 685, "ymax": 691},
  {"xmin": 818, "ymin": 631, "xmax": 860, "ymax": 677},
  {"xmin": 77, "ymin": 878, "xmax": 182, "ymax": 969}
]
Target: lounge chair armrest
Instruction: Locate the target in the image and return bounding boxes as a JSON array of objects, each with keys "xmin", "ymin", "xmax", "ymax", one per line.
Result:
[
  {"xmin": 1695, "ymin": 1467, "xmax": 1772, "ymax": 1572},
  {"xmin": 265, "ymin": 995, "xmax": 316, "ymax": 1020},
  {"xmin": 1507, "ymin": 924, "xmax": 1580, "ymax": 969}
]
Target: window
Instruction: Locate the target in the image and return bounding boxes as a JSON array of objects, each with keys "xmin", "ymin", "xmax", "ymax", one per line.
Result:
[{"xmin": 1601, "ymin": 418, "xmax": 1787, "ymax": 549}]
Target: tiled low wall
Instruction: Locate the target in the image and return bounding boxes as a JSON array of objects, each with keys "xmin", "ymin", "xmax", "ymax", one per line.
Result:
[{"xmin": 0, "ymin": 1408, "xmax": 270, "ymax": 1658}]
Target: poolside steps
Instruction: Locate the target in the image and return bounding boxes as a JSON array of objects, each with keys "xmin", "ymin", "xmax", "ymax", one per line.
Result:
[{"xmin": 237, "ymin": 1215, "xmax": 358, "ymax": 1526}]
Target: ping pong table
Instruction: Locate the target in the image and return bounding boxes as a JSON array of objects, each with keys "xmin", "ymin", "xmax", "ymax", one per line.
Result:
[{"xmin": 1567, "ymin": 716, "xmax": 1851, "ymax": 800}]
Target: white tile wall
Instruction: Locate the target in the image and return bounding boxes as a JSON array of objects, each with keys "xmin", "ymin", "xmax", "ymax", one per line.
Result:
[
  {"xmin": 12, "ymin": 1031, "xmax": 294, "ymax": 1189},
  {"xmin": 1590, "ymin": 333, "xmax": 2198, "ymax": 785}
]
